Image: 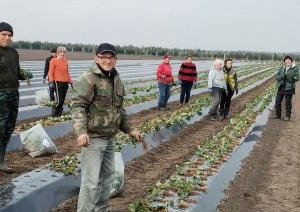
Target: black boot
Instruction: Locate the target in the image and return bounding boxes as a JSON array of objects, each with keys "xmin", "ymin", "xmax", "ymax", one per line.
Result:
[
  {"xmin": 220, "ymin": 109, "xmax": 225, "ymax": 117},
  {"xmin": 158, "ymin": 103, "xmax": 165, "ymax": 111},
  {"xmin": 0, "ymin": 145, "xmax": 13, "ymax": 174},
  {"xmin": 224, "ymin": 109, "xmax": 230, "ymax": 119},
  {"xmin": 52, "ymin": 107, "xmax": 58, "ymax": 117},
  {"xmin": 163, "ymin": 103, "xmax": 170, "ymax": 110},
  {"xmin": 57, "ymin": 107, "xmax": 64, "ymax": 117}
]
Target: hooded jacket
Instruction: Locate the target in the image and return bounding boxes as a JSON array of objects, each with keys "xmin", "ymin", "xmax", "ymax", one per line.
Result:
[{"xmin": 208, "ymin": 67, "xmax": 227, "ymax": 90}]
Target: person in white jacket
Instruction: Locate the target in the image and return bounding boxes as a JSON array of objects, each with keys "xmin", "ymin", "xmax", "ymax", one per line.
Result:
[{"xmin": 207, "ymin": 59, "xmax": 228, "ymax": 121}]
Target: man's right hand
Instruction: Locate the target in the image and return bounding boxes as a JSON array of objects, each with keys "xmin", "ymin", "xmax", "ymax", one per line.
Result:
[
  {"xmin": 77, "ymin": 134, "xmax": 90, "ymax": 147},
  {"xmin": 43, "ymin": 79, "xmax": 46, "ymax": 84}
]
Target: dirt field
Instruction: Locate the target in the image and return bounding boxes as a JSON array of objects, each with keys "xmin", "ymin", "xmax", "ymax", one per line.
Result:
[
  {"xmin": 1, "ymin": 52, "xmax": 299, "ymax": 211},
  {"xmin": 218, "ymin": 86, "xmax": 300, "ymax": 211}
]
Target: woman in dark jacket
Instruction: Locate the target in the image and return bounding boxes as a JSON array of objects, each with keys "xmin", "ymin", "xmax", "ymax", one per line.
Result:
[
  {"xmin": 272, "ymin": 55, "xmax": 299, "ymax": 121},
  {"xmin": 219, "ymin": 58, "xmax": 238, "ymax": 118}
]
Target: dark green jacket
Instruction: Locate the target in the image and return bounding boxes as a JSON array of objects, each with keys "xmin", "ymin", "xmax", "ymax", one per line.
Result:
[
  {"xmin": 0, "ymin": 47, "xmax": 25, "ymax": 91},
  {"xmin": 70, "ymin": 62, "xmax": 132, "ymax": 138},
  {"xmin": 276, "ymin": 64, "xmax": 299, "ymax": 90}
]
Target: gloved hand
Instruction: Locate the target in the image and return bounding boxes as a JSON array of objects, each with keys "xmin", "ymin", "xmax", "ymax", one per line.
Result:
[
  {"xmin": 43, "ymin": 79, "xmax": 46, "ymax": 84},
  {"xmin": 161, "ymin": 75, "xmax": 166, "ymax": 79},
  {"xmin": 27, "ymin": 72, "xmax": 33, "ymax": 79},
  {"xmin": 69, "ymin": 83, "xmax": 73, "ymax": 89},
  {"xmin": 235, "ymin": 89, "xmax": 239, "ymax": 95},
  {"xmin": 208, "ymin": 87, "xmax": 212, "ymax": 93},
  {"xmin": 49, "ymin": 82, "xmax": 54, "ymax": 89},
  {"xmin": 178, "ymin": 79, "xmax": 182, "ymax": 85}
]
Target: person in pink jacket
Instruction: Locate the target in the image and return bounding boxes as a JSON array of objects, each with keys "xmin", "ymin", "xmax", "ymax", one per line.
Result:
[{"xmin": 156, "ymin": 54, "xmax": 174, "ymax": 111}]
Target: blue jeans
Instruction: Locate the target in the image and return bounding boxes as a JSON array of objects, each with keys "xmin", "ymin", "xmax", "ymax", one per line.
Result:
[
  {"xmin": 77, "ymin": 138, "xmax": 115, "ymax": 212},
  {"xmin": 158, "ymin": 82, "xmax": 171, "ymax": 108}
]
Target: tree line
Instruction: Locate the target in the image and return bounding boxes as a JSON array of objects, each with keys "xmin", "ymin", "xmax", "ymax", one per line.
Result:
[{"xmin": 11, "ymin": 40, "xmax": 300, "ymax": 62}]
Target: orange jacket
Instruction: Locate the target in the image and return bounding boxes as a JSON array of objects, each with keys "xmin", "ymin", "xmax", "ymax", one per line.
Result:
[{"xmin": 49, "ymin": 58, "xmax": 72, "ymax": 83}]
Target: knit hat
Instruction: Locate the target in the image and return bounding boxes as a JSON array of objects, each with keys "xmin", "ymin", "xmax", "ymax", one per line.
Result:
[
  {"xmin": 56, "ymin": 46, "xmax": 67, "ymax": 54},
  {"xmin": 96, "ymin": 43, "xmax": 117, "ymax": 55},
  {"xmin": 0, "ymin": 22, "xmax": 13, "ymax": 36},
  {"xmin": 283, "ymin": 55, "xmax": 293, "ymax": 62},
  {"xmin": 164, "ymin": 54, "xmax": 171, "ymax": 59}
]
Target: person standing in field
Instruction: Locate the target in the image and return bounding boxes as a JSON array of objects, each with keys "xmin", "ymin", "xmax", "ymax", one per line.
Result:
[
  {"xmin": 156, "ymin": 54, "xmax": 174, "ymax": 111},
  {"xmin": 178, "ymin": 55, "xmax": 197, "ymax": 106},
  {"xmin": 48, "ymin": 46, "xmax": 72, "ymax": 117},
  {"xmin": 43, "ymin": 47, "xmax": 57, "ymax": 101},
  {"xmin": 70, "ymin": 43, "xmax": 142, "ymax": 212},
  {"xmin": 0, "ymin": 22, "xmax": 32, "ymax": 174},
  {"xmin": 219, "ymin": 58, "xmax": 238, "ymax": 118},
  {"xmin": 207, "ymin": 59, "xmax": 227, "ymax": 121},
  {"xmin": 271, "ymin": 55, "xmax": 299, "ymax": 122}
]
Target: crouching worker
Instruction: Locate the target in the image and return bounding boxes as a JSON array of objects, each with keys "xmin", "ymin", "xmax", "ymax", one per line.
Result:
[{"xmin": 70, "ymin": 43, "xmax": 142, "ymax": 212}]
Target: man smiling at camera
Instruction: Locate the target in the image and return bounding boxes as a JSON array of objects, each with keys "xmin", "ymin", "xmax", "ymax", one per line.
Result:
[{"xmin": 70, "ymin": 43, "xmax": 142, "ymax": 212}]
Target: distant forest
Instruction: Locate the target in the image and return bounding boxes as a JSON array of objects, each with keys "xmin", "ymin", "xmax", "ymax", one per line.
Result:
[{"xmin": 11, "ymin": 40, "xmax": 300, "ymax": 62}]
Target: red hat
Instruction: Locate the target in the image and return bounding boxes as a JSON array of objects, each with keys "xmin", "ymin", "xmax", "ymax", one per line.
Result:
[{"xmin": 164, "ymin": 54, "xmax": 171, "ymax": 59}]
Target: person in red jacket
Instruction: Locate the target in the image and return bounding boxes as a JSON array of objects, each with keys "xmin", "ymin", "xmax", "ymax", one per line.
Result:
[
  {"xmin": 48, "ymin": 46, "xmax": 72, "ymax": 117},
  {"xmin": 178, "ymin": 55, "xmax": 197, "ymax": 106},
  {"xmin": 156, "ymin": 54, "xmax": 174, "ymax": 111}
]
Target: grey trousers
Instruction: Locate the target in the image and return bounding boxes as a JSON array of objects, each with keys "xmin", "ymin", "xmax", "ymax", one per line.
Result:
[
  {"xmin": 209, "ymin": 87, "xmax": 223, "ymax": 117},
  {"xmin": 77, "ymin": 138, "xmax": 115, "ymax": 212}
]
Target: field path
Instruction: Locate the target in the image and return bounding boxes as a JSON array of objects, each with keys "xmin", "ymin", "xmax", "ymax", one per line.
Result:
[{"xmin": 218, "ymin": 83, "xmax": 300, "ymax": 212}]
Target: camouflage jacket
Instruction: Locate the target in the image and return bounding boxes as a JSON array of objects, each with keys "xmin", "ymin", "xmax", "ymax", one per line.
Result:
[{"xmin": 70, "ymin": 62, "xmax": 132, "ymax": 138}]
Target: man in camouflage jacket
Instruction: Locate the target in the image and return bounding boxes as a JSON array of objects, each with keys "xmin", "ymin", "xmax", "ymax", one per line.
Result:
[{"xmin": 71, "ymin": 43, "xmax": 141, "ymax": 212}]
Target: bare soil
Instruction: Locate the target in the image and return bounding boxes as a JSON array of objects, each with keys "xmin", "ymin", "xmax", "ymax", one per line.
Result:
[
  {"xmin": 217, "ymin": 87, "xmax": 300, "ymax": 212},
  {"xmin": 1, "ymin": 52, "xmax": 299, "ymax": 212}
]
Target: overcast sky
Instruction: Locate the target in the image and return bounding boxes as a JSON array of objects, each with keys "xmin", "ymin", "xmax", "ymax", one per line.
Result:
[{"xmin": 2, "ymin": 0, "xmax": 300, "ymax": 53}]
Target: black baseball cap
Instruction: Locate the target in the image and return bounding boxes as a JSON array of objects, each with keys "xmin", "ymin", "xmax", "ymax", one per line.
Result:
[{"xmin": 96, "ymin": 43, "xmax": 117, "ymax": 55}]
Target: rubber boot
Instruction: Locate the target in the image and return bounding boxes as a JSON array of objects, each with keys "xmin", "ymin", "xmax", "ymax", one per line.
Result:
[
  {"xmin": 0, "ymin": 145, "xmax": 13, "ymax": 174},
  {"xmin": 57, "ymin": 107, "xmax": 64, "ymax": 117},
  {"xmin": 52, "ymin": 107, "xmax": 58, "ymax": 117},
  {"xmin": 163, "ymin": 103, "xmax": 170, "ymax": 110},
  {"xmin": 158, "ymin": 103, "xmax": 165, "ymax": 111},
  {"xmin": 219, "ymin": 109, "xmax": 225, "ymax": 117},
  {"xmin": 224, "ymin": 109, "xmax": 230, "ymax": 119}
]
